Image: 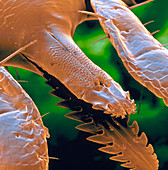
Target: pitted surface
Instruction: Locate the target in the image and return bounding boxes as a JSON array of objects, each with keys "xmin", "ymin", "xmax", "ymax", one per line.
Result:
[
  {"xmin": 0, "ymin": 0, "xmax": 136, "ymax": 118},
  {"xmin": 0, "ymin": 67, "xmax": 49, "ymax": 170}
]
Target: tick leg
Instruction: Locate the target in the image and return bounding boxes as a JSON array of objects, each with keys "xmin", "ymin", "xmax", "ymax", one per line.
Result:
[
  {"xmin": 21, "ymin": 28, "xmax": 136, "ymax": 118},
  {"xmin": 91, "ymin": 0, "xmax": 168, "ymax": 106},
  {"xmin": 0, "ymin": 67, "xmax": 49, "ymax": 170}
]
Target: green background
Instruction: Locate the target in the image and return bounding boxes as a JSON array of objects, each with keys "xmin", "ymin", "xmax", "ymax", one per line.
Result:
[{"xmin": 7, "ymin": 0, "xmax": 168, "ymax": 169}]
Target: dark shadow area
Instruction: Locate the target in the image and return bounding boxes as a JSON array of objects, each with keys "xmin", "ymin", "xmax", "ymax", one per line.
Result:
[{"xmin": 48, "ymin": 131, "xmax": 127, "ymax": 170}]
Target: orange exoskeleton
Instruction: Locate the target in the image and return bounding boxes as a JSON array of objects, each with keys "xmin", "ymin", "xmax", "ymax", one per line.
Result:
[
  {"xmin": 0, "ymin": 0, "xmax": 136, "ymax": 118},
  {"xmin": 0, "ymin": 0, "xmax": 161, "ymax": 169},
  {"xmin": 0, "ymin": 66, "xmax": 49, "ymax": 170},
  {"xmin": 90, "ymin": 0, "xmax": 168, "ymax": 106}
]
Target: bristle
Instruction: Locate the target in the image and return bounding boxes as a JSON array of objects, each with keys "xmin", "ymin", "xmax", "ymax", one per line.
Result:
[
  {"xmin": 129, "ymin": 0, "xmax": 154, "ymax": 9},
  {"xmin": 40, "ymin": 156, "xmax": 59, "ymax": 160},
  {"xmin": 17, "ymin": 80, "xmax": 28, "ymax": 83},
  {"xmin": 93, "ymin": 36, "xmax": 109, "ymax": 45},
  {"xmin": 78, "ymin": 10, "xmax": 107, "ymax": 20},
  {"xmin": 41, "ymin": 112, "xmax": 50, "ymax": 118},
  {"xmin": 144, "ymin": 20, "xmax": 154, "ymax": 26},
  {"xmin": 151, "ymin": 30, "xmax": 160, "ymax": 35},
  {"xmin": 0, "ymin": 40, "xmax": 37, "ymax": 66},
  {"xmin": 14, "ymin": 67, "xmax": 20, "ymax": 80},
  {"xmin": 163, "ymin": 43, "xmax": 168, "ymax": 47}
]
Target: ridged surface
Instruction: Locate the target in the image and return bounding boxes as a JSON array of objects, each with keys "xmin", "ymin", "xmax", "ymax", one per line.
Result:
[
  {"xmin": 21, "ymin": 28, "xmax": 136, "ymax": 118},
  {"xmin": 77, "ymin": 120, "xmax": 159, "ymax": 170},
  {"xmin": 0, "ymin": 0, "xmax": 136, "ymax": 118},
  {"xmin": 0, "ymin": 67, "xmax": 49, "ymax": 170},
  {"xmin": 43, "ymin": 69, "xmax": 158, "ymax": 170},
  {"xmin": 0, "ymin": 0, "xmax": 160, "ymax": 169},
  {"xmin": 91, "ymin": 0, "xmax": 168, "ymax": 106}
]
